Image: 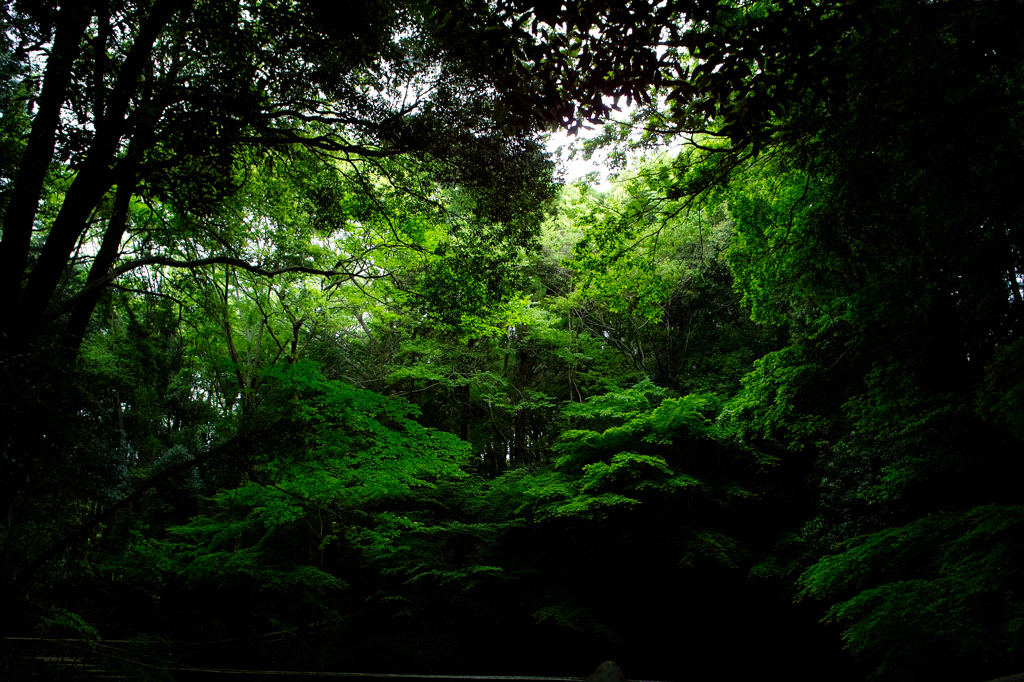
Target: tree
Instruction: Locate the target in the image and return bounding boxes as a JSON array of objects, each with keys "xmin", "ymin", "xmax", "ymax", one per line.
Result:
[
  {"xmin": 0, "ymin": 0, "xmax": 559, "ymax": 602},
  {"xmin": 147, "ymin": 360, "xmax": 473, "ymax": 643},
  {"xmin": 715, "ymin": 1, "xmax": 1024, "ymax": 677},
  {"xmin": 482, "ymin": 0, "xmax": 1024, "ymax": 676},
  {"xmin": 6, "ymin": 0, "xmax": 1024, "ymax": 677},
  {"xmin": 552, "ymin": 156, "xmax": 784, "ymax": 394},
  {"xmin": 457, "ymin": 0, "xmax": 856, "ymax": 149},
  {"xmin": 0, "ymin": 0, "xmax": 551, "ymax": 358}
]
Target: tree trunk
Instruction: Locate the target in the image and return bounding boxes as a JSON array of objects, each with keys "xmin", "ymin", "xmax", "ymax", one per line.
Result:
[
  {"xmin": 63, "ymin": 169, "xmax": 137, "ymax": 354},
  {"xmin": 6, "ymin": 1, "xmax": 182, "ymax": 353},
  {"xmin": 0, "ymin": 6, "xmax": 92, "ymax": 338}
]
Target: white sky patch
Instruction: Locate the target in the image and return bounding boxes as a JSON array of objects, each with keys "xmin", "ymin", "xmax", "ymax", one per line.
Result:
[
  {"xmin": 544, "ymin": 101, "xmax": 636, "ymax": 187},
  {"xmin": 543, "ymin": 103, "xmax": 661, "ymax": 189},
  {"xmin": 544, "ymin": 125, "xmax": 615, "ymax": 188}
]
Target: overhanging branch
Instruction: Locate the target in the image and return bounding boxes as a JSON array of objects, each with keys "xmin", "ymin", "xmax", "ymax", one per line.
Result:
[{"xmin": 46, "ymin": 255, "xmax": 383, "ymax": 324}]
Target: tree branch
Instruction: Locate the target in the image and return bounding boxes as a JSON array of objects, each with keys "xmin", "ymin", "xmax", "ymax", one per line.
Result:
[{"xmin": 45, "ymin": 256, "xmax": 383, "ymax": 324}]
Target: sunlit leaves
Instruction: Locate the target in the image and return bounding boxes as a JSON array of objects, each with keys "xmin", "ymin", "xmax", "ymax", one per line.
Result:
[
  {"xmin": 724, "ymin": 345, "xmax": 828, "ymax": 454},
  {"xmin": 151, "ymin": 361, "xmax": 472, "ymax": 611},
  {"xmin": 519, "ymin": 390, "xmax": 754, "ymax": 525}
]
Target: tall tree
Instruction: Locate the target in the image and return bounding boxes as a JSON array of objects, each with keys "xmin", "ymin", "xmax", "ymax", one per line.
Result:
[
  {"xmin": 474, "ymin": 0, "xmax": 1024, "ymax": 676},
  {"xmin": 0, "ymin": 0, "xmax": 551, "ymax": 358}
]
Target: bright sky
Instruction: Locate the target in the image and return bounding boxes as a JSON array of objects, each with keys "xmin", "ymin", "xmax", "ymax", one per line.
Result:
[
  {"xmin": 544, "ymin": 127, "xmax": 615, "ymax": 187},
  {"xmin": 542, "ymin": 104, "xmax": 642, "ymax": 188}
]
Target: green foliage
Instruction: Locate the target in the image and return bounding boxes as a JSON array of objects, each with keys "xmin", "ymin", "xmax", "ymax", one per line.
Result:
[
  {"xmin": 540, "ymin": 155, "xmax": 783, "ymax": 396},
  {"xmin": 566, "ymin": 155, "xmax": 724, "ymax": 324},
  {"xmin": 725, "ymin": 345, "xmax": 830, "ymax": 453},
  {"xmin": 37, "ymin": 607, "xmax": 100, "ymax": 640},
  {"xmin": 978, "ymin": 338, "xmax": 1024, "ymax": 442},
  {"xmin": 723, "ymin": 160, "xmax": 849, "ymax": 332},
  {"xmin": 799, "ymin": 506, "xmax": 1024, "ymax": 680},
  {"xmin": 551, "ymin": 393, "xmax": 721, "ymax": 473},
  {"xmin": 560, "ymin": 378, "xmax": 667, "ymax": 426},
  {"xmin": 680, "ymin": 530, "xmax": 748, "ymax": 570},
  {"xmin": 147, "ymin": 361, "xmax": 471, "ymax": 623},
  {"xmin": 5, "ymin": 1, "xmax": 1023, "ymax": 678},
  {"xmin": 365, "ymin": 511, "xmax": 514, "ymax": 595},
  {"xmin": 532, "ymin": 601, "xmax": 618, "ymax": 639},
  {"xmin": 520, "ymin": 391, "xmax": 752, "ymax": 532}
]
